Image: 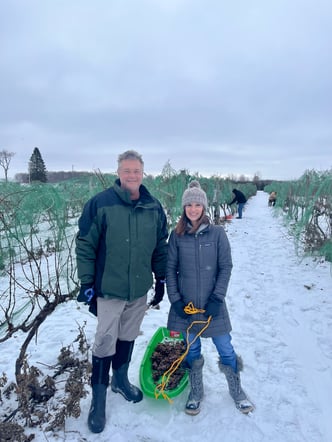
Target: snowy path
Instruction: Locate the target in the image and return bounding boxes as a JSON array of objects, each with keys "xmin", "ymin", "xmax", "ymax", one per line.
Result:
[
  {"xmin": 2, "ymin": 191, "xmax": 331, "ymax": 442},
  {"xmin": 225, "ymin": 191, "xmax": 332, "ymax": 442}
]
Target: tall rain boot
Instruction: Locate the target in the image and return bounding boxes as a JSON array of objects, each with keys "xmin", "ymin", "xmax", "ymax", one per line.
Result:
[
  {"xmin": 88, "ymin": 355, "xmax": 112, "ymax": 433},
  {"xmin": 219, "ymin": 355, "xmax": 254, "ymax": 414},
  {"xmin": 185, "ymin": 356, "xmax": 204, "ymax": 415},
  {"xmin": 111, "ymin": 340, "xmax": 143, "ymax": 403}
]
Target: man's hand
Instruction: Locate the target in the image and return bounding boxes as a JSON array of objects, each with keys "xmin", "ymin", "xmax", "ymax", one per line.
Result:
[
  {"xmin": 77, "ymin": 284, "xmax": 94, "ymax": 303},
  {"xmin": 77, "ymin": 285, "xmax": 97, "ymax": 316},
  {"xmin": 149, "ymin": 279, "xmax": 165, "ymax": 307}
]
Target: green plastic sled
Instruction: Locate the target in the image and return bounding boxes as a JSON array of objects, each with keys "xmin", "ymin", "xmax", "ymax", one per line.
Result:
[{"xmin": 139, "ymin": 326, "xmax": 189, "ymax": 399}]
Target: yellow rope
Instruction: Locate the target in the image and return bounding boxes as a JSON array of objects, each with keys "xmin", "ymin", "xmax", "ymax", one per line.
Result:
[
  {"xmin": 154, "ymin": 302, "xmax": 211, "ymax": 402},
  {"xmin": 184, "ymin": 301, "xmax": 205, "ymax": 315}
]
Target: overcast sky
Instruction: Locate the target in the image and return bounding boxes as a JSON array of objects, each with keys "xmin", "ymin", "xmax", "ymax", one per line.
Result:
[{"xmin": 1, "ymin": 0, "xmax": 331, "ymax": 181}]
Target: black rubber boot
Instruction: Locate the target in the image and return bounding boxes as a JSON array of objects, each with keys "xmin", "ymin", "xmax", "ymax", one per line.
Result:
[
  {"xmin": 111, "ymin": 340, "xmax": 143, "ymax": 403},
  {"xmin": 88, "ymin": 355, "xmax": 112, "ymax": 433}
]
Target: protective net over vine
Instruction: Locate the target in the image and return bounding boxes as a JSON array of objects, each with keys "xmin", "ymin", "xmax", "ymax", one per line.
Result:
[
  {"xmin": 265, "ymin": 169, "xmax": 332, "ymax": 262},
  {"xmin": 0, "ymin": 177, "xmax": 108, "ymax": 337},
  {"xmin": 0, "ymin": 172, "xmax": 256, "ymax": 337}
]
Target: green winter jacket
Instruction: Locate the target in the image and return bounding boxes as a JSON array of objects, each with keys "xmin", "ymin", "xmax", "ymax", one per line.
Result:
[{"xmin": 76, "ymin": 179, "xmax": 168, "ymax": 301}]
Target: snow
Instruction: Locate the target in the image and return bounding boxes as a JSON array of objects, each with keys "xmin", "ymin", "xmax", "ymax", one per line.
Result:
[{"xmin": 1, "ymin": 190, "xmax": 332, "ymax": 442}]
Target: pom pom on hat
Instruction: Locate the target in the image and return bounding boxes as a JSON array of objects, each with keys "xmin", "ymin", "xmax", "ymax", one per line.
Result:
[
  {"xmin": 182, "ymin": 180, "xmax": 208, "ymax": 209},
  {"xmin": 188, "ymin": 180, "xmax": 201, "ymax": 189}
]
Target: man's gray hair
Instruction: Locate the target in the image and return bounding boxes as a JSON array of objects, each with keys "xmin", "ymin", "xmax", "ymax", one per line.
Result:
[{"xmin": 118, "ymin": 150, "xmax": 144, "ymax": 168}]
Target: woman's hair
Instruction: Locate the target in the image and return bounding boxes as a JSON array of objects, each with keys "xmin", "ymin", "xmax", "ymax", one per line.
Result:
[{"xmin": 175, "ymin": 210, "xmax": 210, "ymax": 235}]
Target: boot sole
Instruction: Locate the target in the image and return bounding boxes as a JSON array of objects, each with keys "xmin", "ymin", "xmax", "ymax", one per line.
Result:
[
  {"xmin": 185, "ymin": 409, "xmax": 201, "ymax": 415},
  {"xmin": 237, "ymin": 404, "xmax": 254, "ymax": 414},
  {"xmin": 185, "ymin": 405, "xmax": 201, "ymax": 416}
]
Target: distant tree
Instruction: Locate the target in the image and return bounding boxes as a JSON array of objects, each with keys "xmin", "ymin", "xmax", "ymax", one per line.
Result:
[
  {"xmin": 227, "ymin": 173, "xmax": 238, "ymax": 181},
  {"xmin": 28, "ymin": 147, "xmax": 48, "ymax": 182},
  {"xmin": 161, "ymin": 159, "xmax": 177, "ymax": 178},
  {"xmin": 14, "ymin": 172, "xmax": 29, "ymax": 183},
  {"xmin": 0, "ymin": 149, "xmax": 15, "ymax": 182},
  {"xmin": 253, "ymin": 171, "xmax": 261, "ymax": 183}
]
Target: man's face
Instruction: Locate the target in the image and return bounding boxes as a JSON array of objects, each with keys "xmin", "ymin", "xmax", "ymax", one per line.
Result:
[{"xmin": 118, "ymin": 159, "xmax": 143, "ymax": 196}]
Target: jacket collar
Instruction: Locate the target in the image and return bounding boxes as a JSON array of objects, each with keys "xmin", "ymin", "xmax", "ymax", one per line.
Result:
[
  {"xmin": 114, "ymin": 179, "xmax": 154, "ymax": 206},
  {"xmin": 186, "ymin": 222, "xmax": 209, "ymax": 234}
]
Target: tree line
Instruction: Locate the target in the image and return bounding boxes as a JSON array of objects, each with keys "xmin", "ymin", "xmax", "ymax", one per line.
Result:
[{"xmin": 2, "ymin": 147, "xmax": 277, "ymax": 188}]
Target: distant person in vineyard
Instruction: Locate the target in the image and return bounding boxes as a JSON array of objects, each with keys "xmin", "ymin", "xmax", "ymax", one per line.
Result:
[
  {"xmin": 166, "ymin": 180, "xmax": 254, "ymax": 416},
  {"xmin": 228, "ymin": 188, "xmax": 247, "ymax": 218},
  {"xmin": 268, "ymin": 191, "xmax": 277, "ymax": 206},
  {"xmin": 75, "ymin": 150, "xmax": 168, "ymax": 433}
]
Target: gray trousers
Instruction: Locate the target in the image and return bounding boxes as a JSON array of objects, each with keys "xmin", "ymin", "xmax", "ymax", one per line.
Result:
[{"xmin": 92, "ymin": 295, "xmax": 147, "ymax": 358}]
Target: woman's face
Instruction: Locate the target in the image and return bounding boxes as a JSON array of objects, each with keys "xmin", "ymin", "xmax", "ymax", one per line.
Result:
[{"xmin": 185, "ymin": 203, "xmax": 204, "ymax": 225}]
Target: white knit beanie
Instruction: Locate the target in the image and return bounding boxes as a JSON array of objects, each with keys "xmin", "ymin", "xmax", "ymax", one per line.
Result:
[{"xmin": 182, "ymin": 180, "xmax": 208, "ymax": 209}]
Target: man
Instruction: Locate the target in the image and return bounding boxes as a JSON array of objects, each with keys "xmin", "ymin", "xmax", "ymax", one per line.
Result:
[
  {"xmin": 229, "ymin": 188, "xmax": 247, "ymax": 219},
  {"xmin": 76, "ymin": 150, "xmax": 168, "ymax": 433}
]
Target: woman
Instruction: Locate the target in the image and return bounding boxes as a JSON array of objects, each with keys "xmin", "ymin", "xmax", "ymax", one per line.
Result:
[{"xmin": 166, "ymin": 180, "xmax": 254, "ymax": 415}]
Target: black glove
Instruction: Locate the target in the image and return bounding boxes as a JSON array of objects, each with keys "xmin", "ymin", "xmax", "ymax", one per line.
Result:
[
  {"xmin": 77, "ymin": 285, "xmax": 97, "ymax": 317},
  {"xmin": 149, "ymin": 279, "xmax": 165, "ymax": 307},
  {"xmin": 204, "ymin": 295, "xmax": 223, "ymax": 318},
  {"xmin": 88, "ymin": 294, "xmax": 97, "ymax": 317},
  {"xmin": 77, "ymin": 284, "xmax": 94, "ymax": 303},
  {"xmin": 172, "ymin": 300, "xmax": 188, "ymax": 319}
]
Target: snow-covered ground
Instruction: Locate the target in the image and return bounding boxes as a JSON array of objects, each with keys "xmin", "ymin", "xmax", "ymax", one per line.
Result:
[{"xmin": 1, "ymin": 190, "xmax": 331, "ymax": 441}]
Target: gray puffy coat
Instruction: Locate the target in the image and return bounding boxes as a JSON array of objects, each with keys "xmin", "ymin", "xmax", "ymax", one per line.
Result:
[{"xmin": 166, "ymin": 222, "xmax": 233, "ymax": 337}]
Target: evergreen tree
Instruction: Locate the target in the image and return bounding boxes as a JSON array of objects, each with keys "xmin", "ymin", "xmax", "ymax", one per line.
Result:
[{"xmin": 29, "ymin": 147, "xmax": 47, "ymax": 183}]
